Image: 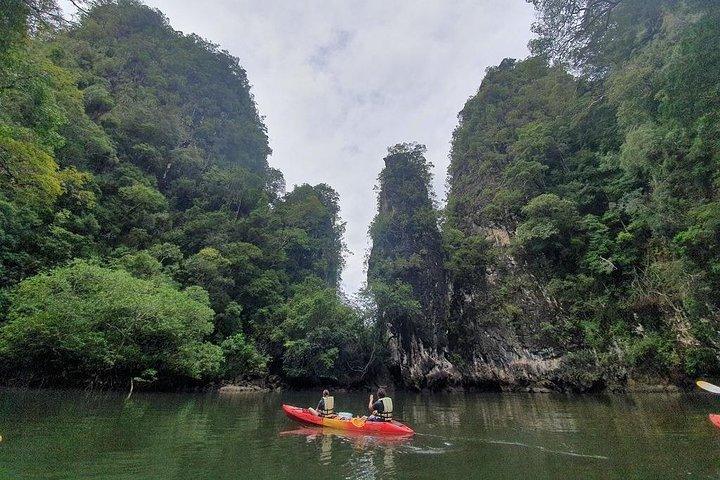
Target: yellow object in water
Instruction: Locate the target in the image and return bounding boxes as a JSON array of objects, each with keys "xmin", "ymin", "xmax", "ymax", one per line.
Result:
[{"xmin": 697, "ymin": 380, "xmax": 720, "ymax": 394}]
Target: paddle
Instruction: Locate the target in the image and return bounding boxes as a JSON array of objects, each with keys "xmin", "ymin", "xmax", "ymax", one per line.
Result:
[
  {"xmin": 697, "ymin": 380, "xmax": 720, "ymax": 394},
  {"xmin": 351, "ymin": 417, "xmax": 367, "ymax": 428}
]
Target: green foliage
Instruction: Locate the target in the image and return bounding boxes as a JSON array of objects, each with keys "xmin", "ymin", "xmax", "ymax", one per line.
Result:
[
  {"xmin": 274, "ymin": 183, "xmax": 346, "ymax": 287},
  {"xmin": 368, "ymin": 143, "xmax": 448, "ymax": 350},
  {"xmin": 549, "ymin": 350, "xmax": 605, "ymax": 393},
  {"xmin": 370, "ymin": 280, "xmax": 422, "ymax": 325},
  {"xmin": 0, "ymin": 136, "xmax": 61, "ymax": 207},
  {"xmin": 0, "ymin": 0, "xmax": 29, "ymax": 54},
  {"xmin": 0, "ymin": 261, "xmax": 222, "ymax": 385},
  {"xmin": 56, "ymin": 0, "xmax": 269, "ymax": 170},
  {"xmin": 220, "ymin": 333, "xmax": 268, "ymax": 379},
  {"xmin": 182, "ymin": 247, "xmax": 234, "ymax": 311},
  {"xmin": 447, "ymin": 1, "xmax": 720, "ymax": 385},
  {"xmin": 527, "ymin": 0, "xmax": 708, "ymax": 75},
  {"xmin": 0, "ymin": 0, "xmax": 364, "ymax": 390},
  {"xmin": 443, "ymin": 226, "xmax": 489, "ymax": 287},
  {"xmin": 114, "ymin": 250, "xmax": 164, "ymax": 280},
  {"xmin": 447, "ymin": 57, "xmax": 579, "ymax": 230},
  {"xmin": 684, "ymin": 347, "xmax": 717, "ymax": 377},
  {"xmin": 625, "ymin": 332, "xmax": 679, "ymax": 375},
  {"xmin": 515, "ymin": 193, "xmax": 580, "ymax": 261},
  {"xmin": 272, "ymin": 279, "xmax": 374, "ymax": 385}
]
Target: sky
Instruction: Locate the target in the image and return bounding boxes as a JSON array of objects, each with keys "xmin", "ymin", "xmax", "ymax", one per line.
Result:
[{"xmin": 60, "ymin": 0, "xmax": 536, "ymax": 294}]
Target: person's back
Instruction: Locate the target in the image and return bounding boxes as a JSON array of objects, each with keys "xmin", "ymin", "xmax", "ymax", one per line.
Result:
[
  {"xmin": 367, "ymin": 388, "xmax": 393, "ymax": 421},
  {"xmin": 310, "ymin": 389, "xmax": 335, "ymax": 417}
]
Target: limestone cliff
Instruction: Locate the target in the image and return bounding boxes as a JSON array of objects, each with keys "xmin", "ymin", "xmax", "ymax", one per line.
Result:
[{"xmin": 367, "ymin": 143, "xmax": 460, "ymax": 389}]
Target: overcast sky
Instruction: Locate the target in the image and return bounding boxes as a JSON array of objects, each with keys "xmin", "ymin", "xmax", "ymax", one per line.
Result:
[{"xmin": 60, "ymin": 0, "xmax": 535, "ymax": 294}]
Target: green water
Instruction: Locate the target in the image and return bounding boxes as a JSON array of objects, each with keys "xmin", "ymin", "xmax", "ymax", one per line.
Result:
[{"xmin": 1, "ymin": 388, "xmax": 719, "ymax": 479}]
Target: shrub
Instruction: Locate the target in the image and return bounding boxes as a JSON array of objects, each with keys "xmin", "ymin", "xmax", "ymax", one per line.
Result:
[{"xmin": 0, "ymin": 260, "xmax": 222, "ymax": 386}]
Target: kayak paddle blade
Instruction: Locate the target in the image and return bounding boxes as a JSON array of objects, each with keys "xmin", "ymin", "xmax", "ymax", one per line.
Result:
[
  {"xmin": 697, "ymin": 380, "xmax": 720, "ymax": 394},
  {"xmin": 709, "ymin": 414, "xmax": 720, "ymax": 429}
]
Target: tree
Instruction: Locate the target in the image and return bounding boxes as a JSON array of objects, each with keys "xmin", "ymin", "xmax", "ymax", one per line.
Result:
[
  {"xmin": 515, "ymin": 193, "xmax": 581, "ymax": 262},
  {"xmin": 273, "ymin": 278, "xmax": 373, "ymax": 385},
  {"xmin": 0, "ymin": 0, "xmax": 364, "ymax": 390},
  {"xmin": 0, "ymin": 261, "xmax": 222, "ymax": 386},
  {"xmin": 220, "ymin": 332, "xmax": 268, "ymax": 379},
  {"xmin": 182, "ymin": 247, "xmax": 234, "ymax": 312},
  {"xmin": 0, "ymin": 136, "xmax": 61, "ymax": 208},
  {"xmin": 528, "ymin": 0, "xmax": 716, "ymax": 75},
  {"xmin": 275, "ymin": 183, "xmax": 345, "ymax": 287}
]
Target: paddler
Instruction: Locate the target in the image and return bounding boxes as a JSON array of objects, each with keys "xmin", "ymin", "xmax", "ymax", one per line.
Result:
[
  {"xmin": 309, "ymin": 389, "xmax": 335, "ymax": 417},
  {"xmin": 367, "ymin": 387, "xmax": 393, "ymax": 422}
]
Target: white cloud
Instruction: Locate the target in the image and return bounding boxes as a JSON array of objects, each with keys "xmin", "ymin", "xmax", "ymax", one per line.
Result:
[{"xmin": 59, "ymin": 0, "xmax": 535, "ymax": 293}]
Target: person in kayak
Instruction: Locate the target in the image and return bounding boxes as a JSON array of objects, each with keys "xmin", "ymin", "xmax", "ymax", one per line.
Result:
[
  {"xmin": 367, "ymin": 387, "xmax": 393, "ymax": 421},
  {"xmin": 309, "ymin": 389, "xmax": 335, "ymax": 417}
]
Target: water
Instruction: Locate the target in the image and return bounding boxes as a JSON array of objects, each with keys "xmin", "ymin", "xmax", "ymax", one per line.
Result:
[{"xmin": 1, "ymin": 388, "xmax": 719, "ymax": 479}]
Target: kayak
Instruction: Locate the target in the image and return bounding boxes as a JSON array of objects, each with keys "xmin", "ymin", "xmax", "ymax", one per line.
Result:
[
  {"xmin": 709, "ymin": 414, "xmax": 720, "ymax": 429},
  {"xmin": 282, "ymin": 404, "xmax": 414, "ymax": 436}
]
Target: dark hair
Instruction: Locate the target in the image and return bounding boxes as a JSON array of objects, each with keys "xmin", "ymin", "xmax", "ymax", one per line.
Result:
[
  {"xmin": 377, "ymin": 387, "xmax": 386, "ymax": 398},
  {"xmin": 322, "ymin": 389, "xmax": 329, "ymax": 396}
]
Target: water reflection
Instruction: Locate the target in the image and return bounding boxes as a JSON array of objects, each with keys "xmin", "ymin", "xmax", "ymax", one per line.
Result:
[
  {"xmin": 280, "ymin": 426, "xmax": 411, "ymax": 479},
  {"xmin": 280, "ymin": 426, "xmax": 413, "ymax": 448}
]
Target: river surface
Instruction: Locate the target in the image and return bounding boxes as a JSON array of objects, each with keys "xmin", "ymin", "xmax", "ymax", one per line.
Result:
[{"xmin": 1, "ymin": 388, "xmax": 719, "ymax": 479}]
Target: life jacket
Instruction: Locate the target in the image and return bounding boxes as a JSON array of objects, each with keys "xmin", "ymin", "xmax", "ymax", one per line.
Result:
[
  {"xmin": 377, "ymin": 397, "xmax": 393, "ymax": 421},
  {"xmin": 319, "ymin": 396, "xmax": 334, "ymax": 416}
]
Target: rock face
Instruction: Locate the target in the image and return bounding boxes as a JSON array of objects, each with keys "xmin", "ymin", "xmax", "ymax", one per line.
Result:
[
  {"xmin": 368, "ymin": 144, "xmax": 460, "ymax": 390},
  {"xmin": 447, "ymin": 225, "xmax": 569, "ymax": 391},
  {"xmin": 435, "ymin": 58, "xmax": 599, "ymax": 392},
  {"xmin": 386, "ymin": 332, "xmax": 461, "ymax": 389},
  {"xmin": 367, "ymin": 143, "xmax": 577, "ymax": 391},
  {"xmin": 369, "ymin": 5, "xmax": 720, "ymax": 392}
]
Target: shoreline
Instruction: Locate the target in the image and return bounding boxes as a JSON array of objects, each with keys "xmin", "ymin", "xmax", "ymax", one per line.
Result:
[
  {"xmin": 0, "ymin": 381, "xmax": 695, "ymax": 397},
  {"xmin": 0, "ymin": 374, "xmax": 695, "ymax": 396}
]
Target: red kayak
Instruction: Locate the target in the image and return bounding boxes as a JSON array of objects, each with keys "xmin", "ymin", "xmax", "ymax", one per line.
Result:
[
  {"xmin": 282, "ymin": 404, "xmax": 414, "ymax": 436},
  {"xmin": 709, "ymin": 414, "xmax": 720, "ymax": 429}
]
